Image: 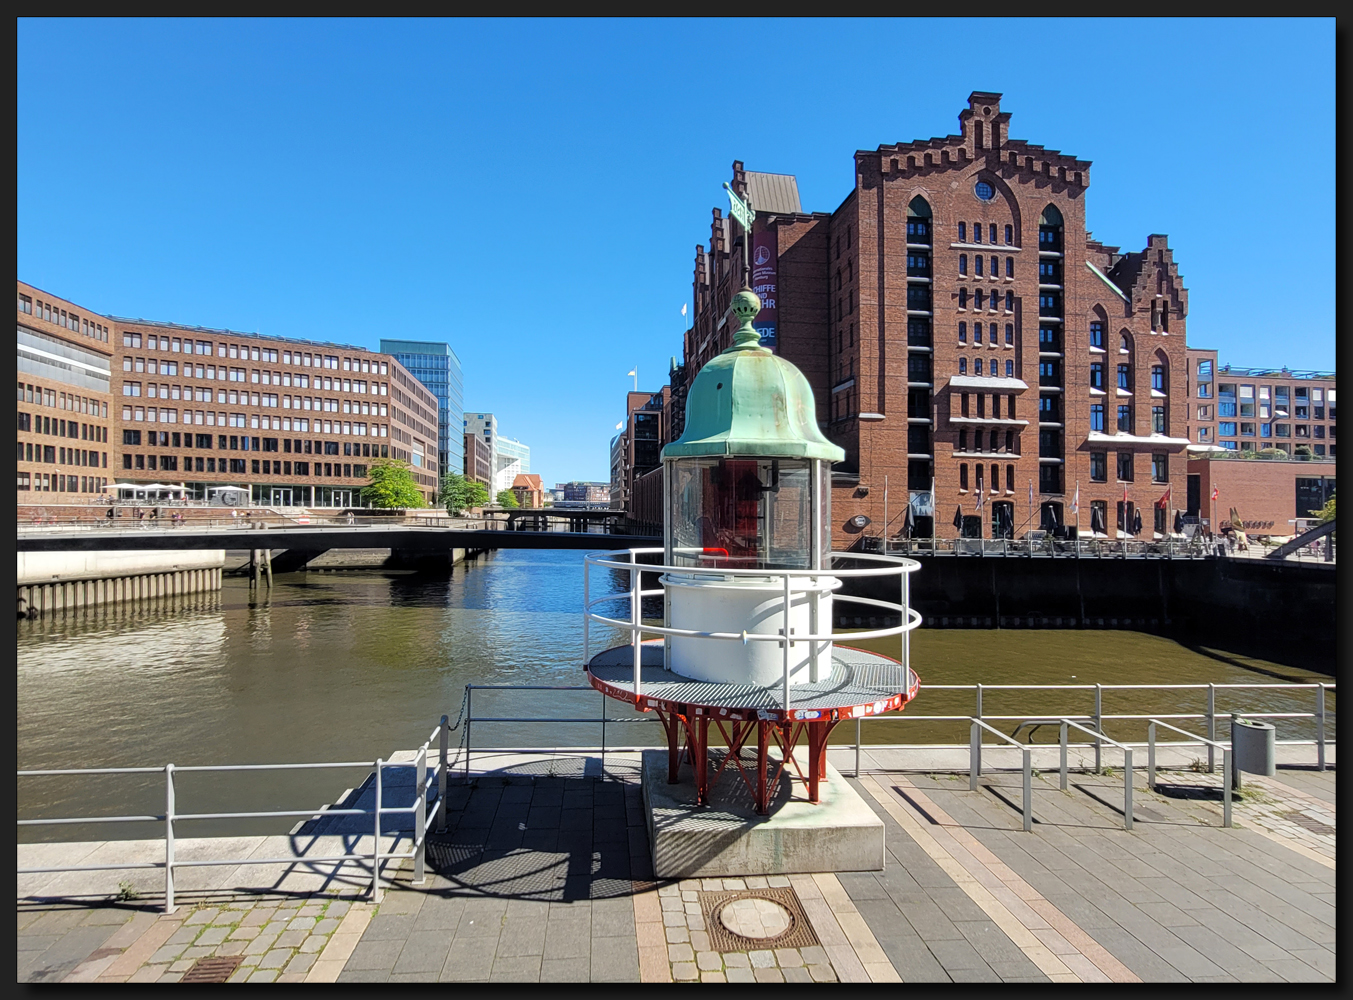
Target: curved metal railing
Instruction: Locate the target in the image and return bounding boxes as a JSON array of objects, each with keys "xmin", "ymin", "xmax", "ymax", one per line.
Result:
[{"xmin": 582, "ymin": 547, "xmax": 922, "ymax": 708}]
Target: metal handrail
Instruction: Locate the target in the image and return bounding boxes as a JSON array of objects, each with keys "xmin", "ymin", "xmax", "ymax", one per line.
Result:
[
  {"xmin": 968, "ymin": 718, "xmax": 1034, "ymax": 831},
  {"xmin": 1147, "ymin": 719, "xmax": 1233, "ymax": 827},
  {"xmin": 18, "ymin": 715, "xmax": 453, "ymax": 913},
  {"xmin": 1057, "ymin": 719, "xmax": 1134, "ymax": 830}
]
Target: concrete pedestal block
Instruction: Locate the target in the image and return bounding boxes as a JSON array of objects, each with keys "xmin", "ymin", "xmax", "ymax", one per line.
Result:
[{"xmin": 641, "ymin": 749, "xmax": 883, "ymax": 878}]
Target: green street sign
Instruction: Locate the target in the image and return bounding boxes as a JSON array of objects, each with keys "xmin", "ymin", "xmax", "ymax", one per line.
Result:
[{"xmin": 723, "ymin": 182, "xmax": 754, "ymax": 229}]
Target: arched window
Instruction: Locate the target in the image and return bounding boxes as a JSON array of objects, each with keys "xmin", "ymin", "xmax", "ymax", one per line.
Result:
[
  {"xmin": 907, "ymin": 196, "xmax": 931, "ymax": 244},
  {"xmin": 975, "ymin": 358, "xmax": 983, "ymax": 375},
  {"xmin": 1090, "ymin": 320, "xmax": 1105, "ymax": 349},
  {"xmin": 974, "ymin": 323, "xmax": 982, "ymax": 344},
  {"xmin": 958, "ymin": 321, "xmax": 967, "ymax": 342},
  {"xmin": 1005, "ymin": 323, "xmax": 1014, "ymax": 345},
  {"xmin": 1005, "ymin": 224, "xmax": 1013, "ymax": 245},
  {"xmin": 1006, "ymin": 256, "xmax": 1014, "ymax": 278},
  {"xmin": 958, "ymin": 222, "xmax": 966, "ymax": 242},
  {"xmin": 1006, "ymin": 463, "xmax": 1015, "ymax": 488},
  {"xmin": 1006, "ymin": 432, "xmax": 1015, "ymax": 453},
  {"xmin": 959, "ymin": 357, "xmax": 968, "ymax": 375},
  {"xmin": 990, "ymin": 323, "xmax": 999, "ymax": 343},
  {"xmin": 959, "ymin": 254, "xmax": 968, "ymax": 275},
  {"xmin": 1005, "ymin": 359, "xmax": 1014, "ymax": 377},
  {"xmin": 975, "ymin": 255, "xmax": 983, "ymax": 277},
  {"xmin": 959, "ymin": 289, "xmax": 968, "ymax": 309},
  {"xmin": 1038, "ymin": 205, "xmax": 1063, "ymax": 251},
  {"xmin": 992, "ymin": 464, "xmax": 1000, "ymax": 491}
]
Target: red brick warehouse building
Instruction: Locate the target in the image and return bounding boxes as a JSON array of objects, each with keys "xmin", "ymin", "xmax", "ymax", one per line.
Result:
[{"xmin": 679, "ymin": 92, "xmax": 1191, "ymax": 544}]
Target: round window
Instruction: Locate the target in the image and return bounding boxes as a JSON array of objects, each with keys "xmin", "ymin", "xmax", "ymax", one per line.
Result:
[{"xmin": 974, "ymin": 180, "xmax": 995, "ymax": 201}]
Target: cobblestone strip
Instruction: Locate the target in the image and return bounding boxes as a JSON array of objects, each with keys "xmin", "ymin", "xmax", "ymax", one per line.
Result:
[
  {"xmin": 633, "ymin": 888, "xmax": 671, "ymax": 982},
  {"xmin": 96, "ymin": 913, "xmax": 183, "ymax": 982},
  {"xmin": 304, "ymin": 902, "xmax": 373, "ymax": 982},
  {"xmin": 84, "ymin": 897, "xmax": 356, "ymax": 983},
  {"xmin": 656, "ymin": 877, "xmax": 838, "ymax": 982},
  {"xmin": 789, "ymin": 874, "xmax": 899, "ymax": 982},
  {"xmin": 860, "ymin": 775, "xmax": 1139, "ymax": 984},
  {"xmin": 1171, "ymin": 772, "xmax": 1335, "ymax": 869}
]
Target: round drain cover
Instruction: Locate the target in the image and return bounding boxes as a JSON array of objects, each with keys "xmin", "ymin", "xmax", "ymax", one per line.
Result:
[{"xmin": 718, "ymin": 897, "xmax": 793, "ymax": 939}]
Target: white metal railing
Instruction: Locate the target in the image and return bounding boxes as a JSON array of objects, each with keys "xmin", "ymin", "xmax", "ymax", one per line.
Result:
[
  {"xmin": 583, "ymin": 547, "xmax": 922, "ymax": 709},
  {"xmin": 1147, "ymin": 719, "xmax": 1233, "ymax": 828},
  {"xmin": 969, "ymin": 719, "xmax": 1035, "ymax": 831},
  {"xmin": 18, "ymin": 717, "xmax": 453, "ymax": 913}
]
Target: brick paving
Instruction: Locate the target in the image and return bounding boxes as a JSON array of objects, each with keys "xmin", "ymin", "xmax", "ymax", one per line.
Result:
[{"xmin": 16, "ymin": 763, "xmax": 1334, "ymax": 983}]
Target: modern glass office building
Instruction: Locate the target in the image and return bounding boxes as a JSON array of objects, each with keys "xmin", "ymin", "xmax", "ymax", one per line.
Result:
[{"xmin": 379, "ymin": 339, "xmax": 463, "ymax": 482}]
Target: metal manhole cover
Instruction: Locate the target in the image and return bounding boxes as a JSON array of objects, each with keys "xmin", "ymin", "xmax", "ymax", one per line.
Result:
[
  {"xmin": 699, "ymin": 887, "xmax": 819, "ymax": 953},
  {"xmin": 181, "ymin": 956, "xmax": 243, "ymax": 983}
]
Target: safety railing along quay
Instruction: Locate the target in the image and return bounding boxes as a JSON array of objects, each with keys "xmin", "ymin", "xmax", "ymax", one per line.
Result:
[{"xmin": 18, "ymin": 718, "xmax": 453, "ymax": 914}]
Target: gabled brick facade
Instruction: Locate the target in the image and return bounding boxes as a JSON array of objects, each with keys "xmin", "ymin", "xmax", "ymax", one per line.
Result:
[{"xmin": 681, "ymin": 92, "xmax": 1197, "ymax": 546}]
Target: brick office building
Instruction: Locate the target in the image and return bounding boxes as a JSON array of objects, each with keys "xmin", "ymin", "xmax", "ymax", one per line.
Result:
[
  {"xmin": 106, "ymin": 316, "xmax": 440, "ymax": 506},
  {"xmin": 17, "ymin": 281, "xmax": 115, "ymax": 499},
  {"xmin": 677, "ymin": 93, "xmax": 1194, "ymax": 545}
]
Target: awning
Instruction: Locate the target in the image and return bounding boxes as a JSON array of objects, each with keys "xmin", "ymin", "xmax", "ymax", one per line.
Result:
[{"xmin": 946, "ymin": 375, "xmax": 1030, "ymax": 392}]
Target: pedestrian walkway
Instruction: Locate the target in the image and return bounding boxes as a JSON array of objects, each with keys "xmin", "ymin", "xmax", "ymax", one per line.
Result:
[{"xmin": 17, "ymin": 758, "xmax": 1335, "ymax": 983}]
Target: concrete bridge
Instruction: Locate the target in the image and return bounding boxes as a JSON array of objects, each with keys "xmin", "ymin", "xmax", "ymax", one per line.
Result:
[{"xmin": 15, "ymin": 522, "xmax": 660, "ymax": 557}]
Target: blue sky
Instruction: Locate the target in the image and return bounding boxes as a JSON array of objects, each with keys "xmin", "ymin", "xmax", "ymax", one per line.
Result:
[{"xmin": 18, "ymin": 18, "xmax": 1334, "ymax": 486}]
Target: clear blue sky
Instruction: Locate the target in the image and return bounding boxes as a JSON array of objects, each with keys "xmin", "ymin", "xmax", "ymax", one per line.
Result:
[{"xmin": 18, "ymin": 18, "xmax": 1334, "ymax": 487}]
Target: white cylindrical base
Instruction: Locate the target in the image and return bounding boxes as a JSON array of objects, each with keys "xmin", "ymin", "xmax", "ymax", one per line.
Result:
[{"xmin": 664, "ymin": 574, "xmax": 837, "ymax": 687}]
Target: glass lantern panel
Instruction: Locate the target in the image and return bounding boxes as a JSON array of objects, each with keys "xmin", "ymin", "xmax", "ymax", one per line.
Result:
[{"xmin": 667, "ymin": 458, "xmax": 812, "ymax": 570}]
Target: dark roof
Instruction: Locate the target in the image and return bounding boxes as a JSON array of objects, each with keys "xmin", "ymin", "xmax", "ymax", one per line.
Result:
[{"xmin": 745, "ymin": 171, "xmax": 803, "ymax": 215}]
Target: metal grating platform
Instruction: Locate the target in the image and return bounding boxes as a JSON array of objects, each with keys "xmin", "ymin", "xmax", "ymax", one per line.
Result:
[{"xmin": 586, "ymin": 641, "xmax": 916, "ymax": 718}]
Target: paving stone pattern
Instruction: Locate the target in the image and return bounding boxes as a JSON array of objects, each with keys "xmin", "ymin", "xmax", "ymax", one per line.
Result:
[
  {"xmin": 16, "ymin": 763, "xmax": 1335, "ymax": 984},
  {"xmin": 846, "ymin": 768, "xmax": 1335, "ymax": 982}
]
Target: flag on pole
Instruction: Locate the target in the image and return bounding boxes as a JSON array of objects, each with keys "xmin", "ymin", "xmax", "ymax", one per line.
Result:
[
  {"xmin": 1211, "ymin": 485, "xmax": 1219, "ymax": 502},
  {"xmin": 1072, "ymin": 483, "xmax": 1080, "ymax": 516},
  {"xmin": 681, "ymin": 303, "xmax": 688, "ymax": 318},
  {"xmin": 615, "ymin": 421, "xmax": 624, "ymax": 431},
  {"xmin": 1155, "ymin": 486, "xmax": 1171, "ymax": 510}
]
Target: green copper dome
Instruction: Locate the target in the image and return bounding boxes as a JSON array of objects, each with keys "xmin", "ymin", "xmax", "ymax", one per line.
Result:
[{"xmin": 662, "ymin": 289, "xmax": 845, "ymax": 462}]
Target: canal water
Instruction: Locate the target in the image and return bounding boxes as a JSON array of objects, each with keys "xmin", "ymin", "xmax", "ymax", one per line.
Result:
[{"xmin": 18, "ymin": 549, "xmax": 1333, "ymax": 842}]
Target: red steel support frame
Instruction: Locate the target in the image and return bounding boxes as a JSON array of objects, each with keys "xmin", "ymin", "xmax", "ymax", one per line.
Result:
[{"xmin": 654, "ymin": 708, "xmax": 841, "ymax": 814}]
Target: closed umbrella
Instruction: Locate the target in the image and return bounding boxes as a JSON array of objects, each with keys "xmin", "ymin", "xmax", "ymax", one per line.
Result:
[
  {"xmin": 1090, "ymin": 505, "xmax": 1107, "ymax": 537},
  {"xmin": 1132, "ymin": 509, "xmax": 1143, "ymax": 536},
  {"xmin": 1173, "ymin": 509, "xmax": 1185, "ymax": 534},
  {"xmin": 1039, "ymin": 504, "xmax": 1056, "ymax": 532},
  {"xmin": 902, "ymin": 502, "xmax": 915, "ymax": 538},
  {"xmin": 953, "ymin": 505, "xmax": 963, "ymax": 530}
]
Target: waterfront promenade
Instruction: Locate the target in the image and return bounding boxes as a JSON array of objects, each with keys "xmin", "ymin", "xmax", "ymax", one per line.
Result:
[{"xmin": 18, "ymin": 748, "xmax": 1334, "ymax": 983}]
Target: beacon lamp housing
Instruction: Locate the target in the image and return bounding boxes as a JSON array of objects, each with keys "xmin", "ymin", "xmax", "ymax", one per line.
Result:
[{"xmin": 659, "ymin": 290, "xmax": 844, "ymax": 688}]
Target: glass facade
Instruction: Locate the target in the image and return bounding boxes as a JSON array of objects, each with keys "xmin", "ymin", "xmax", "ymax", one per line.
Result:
[{"xmin": 379, "ymin": 339, "xmax": 462, "ymax": 481}]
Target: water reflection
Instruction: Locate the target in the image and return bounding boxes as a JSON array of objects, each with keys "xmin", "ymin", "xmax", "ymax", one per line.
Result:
[{"xmin": 17, "ymin": 549, "xmax": 1332, "ymax": 842}]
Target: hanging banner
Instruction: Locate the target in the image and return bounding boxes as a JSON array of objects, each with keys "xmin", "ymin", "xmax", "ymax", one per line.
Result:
[{"xmin": 752, "ymin": 226, "xmax": 778, "ymax": 349}]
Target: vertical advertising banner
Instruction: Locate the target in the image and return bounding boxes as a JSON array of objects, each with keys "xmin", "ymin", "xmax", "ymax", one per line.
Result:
[{"xmin": 751, "ymin": 227, "xmax": 778, "ymax": 350}]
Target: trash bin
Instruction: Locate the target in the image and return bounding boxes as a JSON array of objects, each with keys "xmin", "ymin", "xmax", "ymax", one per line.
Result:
[{"xmin": 1231, "ymin": 717, "xmax": 1276, "ymax": 787}]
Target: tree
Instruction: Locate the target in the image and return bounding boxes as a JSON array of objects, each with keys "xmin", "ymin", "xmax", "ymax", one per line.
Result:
[
  {"xmin": 361, "ymin": 459, "xmax": 426, "ymax": 509},
  {"xmin": 439, "ymin": 473, "xmax": 488, "ymax": 515},
  {"xmin": 1311, "ymin": 495, "xmax": 1335, "ymax": 524},
  {"xmin": 496, "ymin": 489, "xmax": 519, "ymax": 508}
]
